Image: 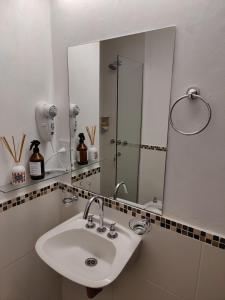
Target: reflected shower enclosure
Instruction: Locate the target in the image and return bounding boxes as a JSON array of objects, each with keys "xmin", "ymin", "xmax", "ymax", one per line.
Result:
[{"xmin": 68, "ymin": 26, "xmax": 176, "ymax": 215}]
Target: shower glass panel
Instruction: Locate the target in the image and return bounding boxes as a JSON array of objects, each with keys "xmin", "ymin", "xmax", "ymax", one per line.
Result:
[{"xmin": 116, "ymin": 55, "xmax": 143, "ymax": 203}]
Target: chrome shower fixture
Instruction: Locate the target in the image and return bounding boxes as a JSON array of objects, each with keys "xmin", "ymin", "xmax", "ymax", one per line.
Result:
[{"xmin": 108, "ymin": 60, "xmax": 122, "ymax": 70}]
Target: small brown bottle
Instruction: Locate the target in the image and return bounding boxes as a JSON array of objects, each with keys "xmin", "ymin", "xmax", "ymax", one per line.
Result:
[
  {"xmin": 76, "ymin": 133, "xmax": 88, "ymax": 165},
  {"xmin": 29, "ymin": 140, "xmax": 45, "ymax": 180}
]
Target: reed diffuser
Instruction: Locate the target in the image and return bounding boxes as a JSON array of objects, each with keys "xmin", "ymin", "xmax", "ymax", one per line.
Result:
[
  {"xmin": 85, "ymin": 126, "xmax": 98, "ymax": 162},
  {"xmin": 1, "ymin": 134, "xmax": 26, "ymax": 185}
]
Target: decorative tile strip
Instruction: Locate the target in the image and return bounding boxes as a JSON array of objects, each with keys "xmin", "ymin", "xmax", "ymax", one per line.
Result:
[
  {"xmin": 0, "ymin": 182, "xmax": 59, "ymax": 213},
  {"xmin": 141, "ymin": 144, "xmax": 167, "ymax": 152},
  {"xmin": 71, "ymin": 166, "xmax": 101, "ymax": 184},
  {"xmin": 0, "ymin": 177, "xmax": 224, "ymax": 251},
  {"xmin": 0, "ymin": 165, "xmax": 100, "ymax": 214},
  {"xmin": 59, "ymin": 182, "xmax": 225, "ymax": 251},
  {"xmin": 118, "ymin": 142, "xmax": 167, "ymax": 152}
]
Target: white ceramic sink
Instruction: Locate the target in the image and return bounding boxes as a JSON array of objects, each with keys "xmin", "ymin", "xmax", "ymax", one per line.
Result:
[{"xmin": 35, "ymin": 213, "xmax": 142, "ymax": 288}]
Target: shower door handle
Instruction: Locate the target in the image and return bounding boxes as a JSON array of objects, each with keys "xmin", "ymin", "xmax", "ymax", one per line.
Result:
[{"xmin": 114, "ymin": 152, "xmax": 122, "ymax": 161}]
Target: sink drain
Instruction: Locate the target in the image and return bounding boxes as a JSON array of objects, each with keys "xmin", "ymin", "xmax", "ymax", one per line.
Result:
[{"xmin": 85, "ymin": 257, "xmax": 98, "ymax": 267}]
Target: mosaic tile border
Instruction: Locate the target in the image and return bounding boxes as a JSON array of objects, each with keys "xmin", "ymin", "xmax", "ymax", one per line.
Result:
[
  {"xmin": 71, "ymin": 166, "xmax": 101, "ymax": 183},
  {"xmin": 59, "ymin": 182, "xmax": 225, "ymax": 250},
  {"xmin": 0, "ymin": 182, "xmax": 59, "ymax": 213},
  {"xmin": 0, "ymin": 175, "xmax": 224, "ymax": 251},
  {"xmin": 141, "ymin": 144, "xmax": 167, "ymax": 152},
  {"xmin": 117, "ymin": 142, "xmax": 167, "ymax": 152}
]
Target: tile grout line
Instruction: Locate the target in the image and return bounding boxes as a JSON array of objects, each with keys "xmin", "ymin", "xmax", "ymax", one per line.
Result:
[{"xmin": 193, "ymin": 243, "xmax": 203, "ymax": 300}]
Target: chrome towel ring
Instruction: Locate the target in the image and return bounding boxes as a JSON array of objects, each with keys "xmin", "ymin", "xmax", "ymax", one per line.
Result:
[{"xmin": 169, "ymin": 87, "xmax": 212, "ymax": 135}]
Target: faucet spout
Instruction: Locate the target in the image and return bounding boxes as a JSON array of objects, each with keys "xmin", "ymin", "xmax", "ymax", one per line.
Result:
[
  {"xmin": 113, "ymin": 182, "xmax": 128, "ymax": 200},
  {"xmin": 83, "ymin": 196, "xmax": 106, "ymax": 232}
]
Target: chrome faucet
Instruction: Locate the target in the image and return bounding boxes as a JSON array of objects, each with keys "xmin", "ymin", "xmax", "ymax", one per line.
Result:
[
  {"xmin": 83, "ymin": 196, "xmax": 106, "ymax": 232},
  {"xmin": 113, "ymin": 181, "xmax": 128, "ymax": 200}
]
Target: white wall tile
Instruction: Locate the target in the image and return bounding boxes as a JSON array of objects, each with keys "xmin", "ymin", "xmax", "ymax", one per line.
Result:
[
  {"xmin": 62, "ymin": 278, "xmax": 113, "ymax": 300},
  {"xmin": 195, "ymin": 244, "xmax": 225, "ymax": 300},
  {"xmin": 164, "ymin": 291, "xmax": 183, "ymax": 300},
  {"xmin": 0, "ymin": 190, "xmax": 61, "ymax": 269},
  {"xmin": 122, "ymin": 224, "xmax": 201, "ymax": 300},
  {"xmin": 138, "ymin": 149, "xmax": 166, "ymax": 205},
  {"xmin": 0, "ymin": 250, "xmax": 61, "ymax": 300},
  {"xmin": 113, "ymin": 269, "xmax": 166, "ymax": 300},
  {"xmin": 0, "ymin": 0, "xmax": 59, "ymax": 186},
  {"xmin": 74, "ymin": 173, "xmax": 100, "ymax": 194}
]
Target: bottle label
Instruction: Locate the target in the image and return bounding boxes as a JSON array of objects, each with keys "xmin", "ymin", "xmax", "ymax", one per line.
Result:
[
  {"xmin": 89, "ymin": 149, "xmax": 98, "ymax": 161},
  {"xmin": 76, "ymin": 151, "xmax": 80, "ymax": 162},
  {"xmin": 29, "ymin": 162, "xmax": 42, "ymax": 176}
]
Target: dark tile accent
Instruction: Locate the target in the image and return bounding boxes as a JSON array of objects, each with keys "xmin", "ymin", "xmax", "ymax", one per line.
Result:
[
  {"xmin": 220, "ymin": 238, "xmax": 225, "ymax": 244},
  {"xmin": 213, "ymin": 235, "xmax": 219, "ymax": 241},
  {"xmin": 166, "ymin": 224, "xmax": 170, "ymax": 229},
  {"xmin": 188, "ymin": 227, "xmax": 194, "ymax": 233},
  {"xmin": 219, "ymin": 243, "xmax": 225, "ymax": 249},
  {"xmin": 1, "ymin": 178, "xmax": 225, "ymax": 252},
  {"xmin": 188, "ymin": 232, "xmax": 193, "ymax": 238}
]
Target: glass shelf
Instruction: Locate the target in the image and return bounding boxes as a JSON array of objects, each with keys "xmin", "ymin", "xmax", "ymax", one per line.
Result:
[
  {"xmin": 0, "ymin": 170, "xmax": 68, "ymax": 193},
  {"xmin": 71, "ymin": 161, "xmax": 101, "ymax": 174}
]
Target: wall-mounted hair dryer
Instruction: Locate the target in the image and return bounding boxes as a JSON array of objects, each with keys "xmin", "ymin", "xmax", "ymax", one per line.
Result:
[
  {"xmin": 70, "ymin": 104, "xmax": 80, "ymax": 137},
  {"xmin": 35, "ymin": 101, "xmax": 58, "ymax": 142}
]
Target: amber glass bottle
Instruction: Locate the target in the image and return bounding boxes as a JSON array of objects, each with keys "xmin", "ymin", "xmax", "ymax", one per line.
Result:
[
  {"xmin": 76, "ymin": 133, "xmax": 88, "ymax": 165},
  {"xmin": 29, "ymin": 140, "xmax": 45, "ymax": 180}
]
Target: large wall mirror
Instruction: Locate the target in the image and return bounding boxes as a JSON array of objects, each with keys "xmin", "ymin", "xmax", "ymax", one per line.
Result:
[{"xmin": 68, "ymin": 26, "xmax": 176, "ymax": 215}]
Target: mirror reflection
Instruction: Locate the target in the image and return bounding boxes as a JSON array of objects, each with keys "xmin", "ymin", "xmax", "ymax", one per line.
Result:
[{"xmin": 68, "ymin": 26, "xmax": 176, "ymax": 214}]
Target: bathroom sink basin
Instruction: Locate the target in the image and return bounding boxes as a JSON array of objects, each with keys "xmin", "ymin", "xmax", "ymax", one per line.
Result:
[{"xmin": 35, "ymin": 213, "xmax": 142, "ymax": 288}]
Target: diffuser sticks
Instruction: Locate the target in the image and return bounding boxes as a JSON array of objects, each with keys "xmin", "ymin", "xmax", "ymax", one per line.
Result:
[
  {"xmin": 1, "ymin": 134, "xmax": 26, "ymax": 185},
  {"xmin": 86, "ymin": 126, "xmax": 96, "ymax": 145},
  {"xmin": 85, "ymin": 126, "xmax": 98, "ymax": 162},
  {"xmin": 1, "ymin": 134, "xmax": 26, "ymax": 163}
]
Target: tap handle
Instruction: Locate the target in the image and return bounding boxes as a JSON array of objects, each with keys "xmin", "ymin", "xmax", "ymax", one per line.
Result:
[
  {"xmin": 107, "ymin": 223, "xmax": 118, "ymax": 239},
  {"xmin": 86, "ymin": 215, "xmax": 95, "ymax": 229},
  {"xmin": 109, "ymin": 223, "xmax": 116, "ymax": 231},
  {"xmin": 88, "ymin": 214, "xmax": 94, "ymax": 222}
]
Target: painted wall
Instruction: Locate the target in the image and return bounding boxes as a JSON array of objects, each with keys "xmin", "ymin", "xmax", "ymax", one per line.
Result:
[
  {"xmin": 0, "ymin": 0, "xmax": 69, "ymax": 188},
  {"xmin": 142, "ymin": 27, "xmax": 175, "ymax": 147},
  {"xmin": 68, "ymin": 43, "xmax": 100, "ymax": 163},
  {"xmin": 50, "ymin": 0, "xmax": 225, "ymax": 235}
]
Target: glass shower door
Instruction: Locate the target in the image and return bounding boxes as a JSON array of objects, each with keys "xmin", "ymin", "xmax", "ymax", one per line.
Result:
[{"xmin": 116, "ymin": 55, "xmax": 143, "ymax": 203}]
